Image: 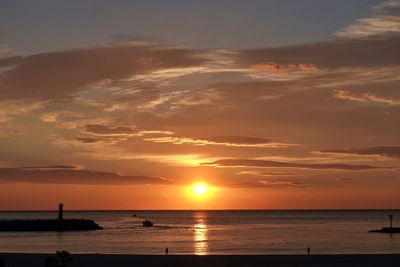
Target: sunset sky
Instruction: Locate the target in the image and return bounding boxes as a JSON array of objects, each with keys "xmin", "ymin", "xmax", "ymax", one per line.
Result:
[{"xmin": 0, "ymin": 0, "xmax": 399, "ymax": 210}]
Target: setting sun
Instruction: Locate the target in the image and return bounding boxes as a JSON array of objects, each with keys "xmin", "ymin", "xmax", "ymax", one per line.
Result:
[
  {"xmin": 193, "ymin": 183, "xmax": 208, "ymax": 196},
  {"xmin": 186, "ymin": 182, "xmax": 217, "ymax": 200}
]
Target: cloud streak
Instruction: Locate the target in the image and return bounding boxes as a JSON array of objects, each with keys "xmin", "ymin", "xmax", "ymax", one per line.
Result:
[
  {"xmin": 144, "ymin": 136, "xmax": 291, "ymax": 148},
  {"xmin": 84, "ymin": 124, "xmax": 173, "ymax": 137},
  {"xmin": 226, "ymin": 179, "xmax": 308, "ymax": 189},
  {"xmin": 236, "ymin": 170, "xmax": 300, "ymax": 177},
  {"xmin": 336, "ymin": 0, "xmax": 400, "ymax": 38},
  {"xmin": 0, "ymin": 43, "xmax": 207, "ymax": 101},
  {"xmin": 0, "ymin": 44, "xmax": 10, "ymax": 54},
  {"xmin": 239, "ymin": 34, "xmax": 400, "ymax": 69},
  {"xmin": 334, "ymin": 89, "xmax": 400, "ymax": 106},
  {"xmin": 206, "ymin": 159, "xmax": 384, "ymax": 170},
  {"xmin": 0, "ymin": 166, "xmax": 171, "ymax": 185},
  {"xmin": 321, "ymin": 146, "xmax": 400, "ymax": 159}
]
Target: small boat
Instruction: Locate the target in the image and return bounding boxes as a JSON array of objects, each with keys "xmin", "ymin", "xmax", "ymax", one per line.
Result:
[{"xmin": 142, "ymin": 220, "xmax": 154, "ymax": 227}]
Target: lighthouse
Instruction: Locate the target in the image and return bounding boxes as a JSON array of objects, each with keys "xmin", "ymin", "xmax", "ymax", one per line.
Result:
[{"xmin": 58, "ymin": 203, "xmax": 64, "ymax": 221}]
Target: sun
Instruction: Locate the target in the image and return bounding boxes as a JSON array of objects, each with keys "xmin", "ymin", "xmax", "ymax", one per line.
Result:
[
  {"xmin": 193, "ymin": 183, "xmax": 208, "ymax": 196},
  {"xmin": 187, "ymin": 182, "xmax": 213, "ymax": 199},
  {"xmin": 186, "ymin": 181, "xmax": 217, "ymax": 200}
]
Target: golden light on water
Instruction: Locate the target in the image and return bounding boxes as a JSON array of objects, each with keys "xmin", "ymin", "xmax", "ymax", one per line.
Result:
[{"xmin": 193, "ymin": 213, "xmax": 208, "ymax": 255}]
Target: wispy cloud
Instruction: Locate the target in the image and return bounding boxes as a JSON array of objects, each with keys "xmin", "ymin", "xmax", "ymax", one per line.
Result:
[
  {"xmin": 249, "ymin": 62, "xmax": 319, "ymax": 80},
  {"xmin": 258, "ymin": 179, "xmax": 309, "ymax": 188},
  {"xmin": 0, "ymin": 32, "xmax": 10, "ymax": 54},
  {"xmin": 226, "ymin": 179, "xmax": 308, "ymax": 189},
  {"xmin": 205, "ymin": 158, "xmax": 385, "ymax": 170},
  {"xmin": 38, "ymin": 110, "xmax": 84, "ymax": 123},
  {"xmin": 66, "ymin": 137, "xmax": 107, "ymax": 144},
  {"xmin": 88, "ymin": 152, "xmax": 216, "ymax": 167},
  {"xmin": 336, "ymin": 0, "xmax": 400, "ymax": 38},
  {"xmin": 84, "ymin": 124, "xmax": 173, "ymax": 137},
  {"xmin": 144, "ymin": 136, "xmax": 292, "ymax": 148},
  {"xmin": 251, "ymin": 62, "xmax": 319, "ymax": 73},
  {"xmin": 373, "ymin": 0, "xmax": 400, "ymax": 10},
  {"xmin": 239, "ymin": 35, "xmax": 400, "ymax": 69},
  {"xmin": 321, "ymin": 146, "xmax": 400, "ymax": 159},
  {"xmin": 333, "ymin": 89, "xmax": 400, "ymax": 106},
  {"xmin": 0, "ymin": 100, "xmax": 44, "ymax": 122},
  {"xmin": 236, "ymin": 170, "xmax": 300, "ymax": 177},
  {"xmin": 0, "ymin": 44, "xmax": 10, "ymax": 54},
  {"xmin": 84, "ymin": 124, "xmax": 137, "ymax": 136},
  {"xmin": 0, "ymin": 43, "xmax": 207, "ymax": 101},
  {"xmin": 0, "ymin": 166, "xmax": 172, "ymax": 185},
  {"xmin": 337, "ymin": 16, "xmax": 400, "ymax": 38}
]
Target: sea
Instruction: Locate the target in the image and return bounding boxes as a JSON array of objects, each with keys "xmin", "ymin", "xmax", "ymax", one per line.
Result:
[{"xmin": 0, "ymin": 210, "xmax": 399, "ymax": 255}]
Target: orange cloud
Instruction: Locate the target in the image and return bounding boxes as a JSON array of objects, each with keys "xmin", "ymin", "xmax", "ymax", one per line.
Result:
[
  {"xmin": 334, "ymin": 89, "xmax": 400, "ymax": 106},
  {"xmin": 206, "ymin": 158, "xmax": 385, "ymax": 170},
  {"xmin": 84, "ymin": 124, "xmax": 173, "ymax": 137},
  {"xmin": 321, "ymin": 146, "xmax": 400, "ymax": 159},
  {"xmin": 251, "ymin": 62, "xmax": 319, "ymax": 74},
  {"xmin": 144, "ymin": 136, "xmax": 292, "ymax": 148}
]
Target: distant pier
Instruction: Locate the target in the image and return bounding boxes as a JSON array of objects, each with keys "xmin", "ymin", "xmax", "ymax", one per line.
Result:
[
  {"xmin": 369, "ymin": 227, "xmax": 400, "ymax": 233},
  {"xmin": 0, "ymin": 203, "xmax": 103, "ymax": 232},
  {"xmin": 370, "ymin": 214, "xmax": 400, "ymax": 233}
]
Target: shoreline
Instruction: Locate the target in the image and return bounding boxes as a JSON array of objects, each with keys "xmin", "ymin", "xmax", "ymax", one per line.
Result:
[{"xmin": 1, "ymin": 253, "xmax": 400, "ymax": 267}]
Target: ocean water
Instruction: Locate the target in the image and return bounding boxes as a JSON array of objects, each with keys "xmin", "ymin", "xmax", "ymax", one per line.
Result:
[{"xmin": 0, "ymin": 210, "xmax": 399, "ymax": 255}]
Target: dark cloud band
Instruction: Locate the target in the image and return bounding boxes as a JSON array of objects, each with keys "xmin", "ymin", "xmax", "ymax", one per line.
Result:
[{"xmin": 0, "ymin": 166, "xmax": 171, "ymax": 185}]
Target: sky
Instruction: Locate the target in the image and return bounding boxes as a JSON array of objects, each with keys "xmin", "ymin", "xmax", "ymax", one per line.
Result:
[{"xmin": 0, "ymin": 0, "xmax": 399, "ymax": 210}]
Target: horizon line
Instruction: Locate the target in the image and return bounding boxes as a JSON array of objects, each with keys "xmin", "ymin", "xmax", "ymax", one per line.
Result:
[{"xmin": 0, "ymin": 208, "xmax": 399, "ymax": 212}]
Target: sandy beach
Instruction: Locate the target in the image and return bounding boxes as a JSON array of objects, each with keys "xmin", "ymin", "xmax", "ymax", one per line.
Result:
[{"xmin": 1, "ymin": 253, "xmax": 400, "ymax": 267}]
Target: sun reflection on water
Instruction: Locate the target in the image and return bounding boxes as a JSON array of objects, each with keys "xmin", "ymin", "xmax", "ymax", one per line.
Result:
[{"xmin": 193, "ymin": 214, "xmax": 208, "ymax": 255}]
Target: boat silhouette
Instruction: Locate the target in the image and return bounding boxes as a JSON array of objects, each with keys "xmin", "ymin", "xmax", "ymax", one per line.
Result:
[{"xmin": 142, "ymin": 220, "xmax": 154, "ymax": 227}]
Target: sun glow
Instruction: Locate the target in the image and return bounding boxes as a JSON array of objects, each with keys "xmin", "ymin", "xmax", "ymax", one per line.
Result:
[
  {"xmin": 193, "ymin": 184, "xmax": 208, "ymax": 195},
  {"xmin": 187, "ymin": 182, "xmax": 216, "ymax": 200}
]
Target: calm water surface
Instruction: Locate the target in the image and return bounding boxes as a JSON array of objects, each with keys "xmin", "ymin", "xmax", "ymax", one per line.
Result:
[{"xmin": 0, "ymin": 210, "xmax": 399, "ymax": 254}]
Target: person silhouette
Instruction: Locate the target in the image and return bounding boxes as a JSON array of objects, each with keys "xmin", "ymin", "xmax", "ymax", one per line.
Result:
[
  {"xmin": 307, "ymin": 247, "xmax": 310, "ymax": 255},
  {"xmin": 166, "ymin": 247, "xmax": 169, "ymax": 255}
]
